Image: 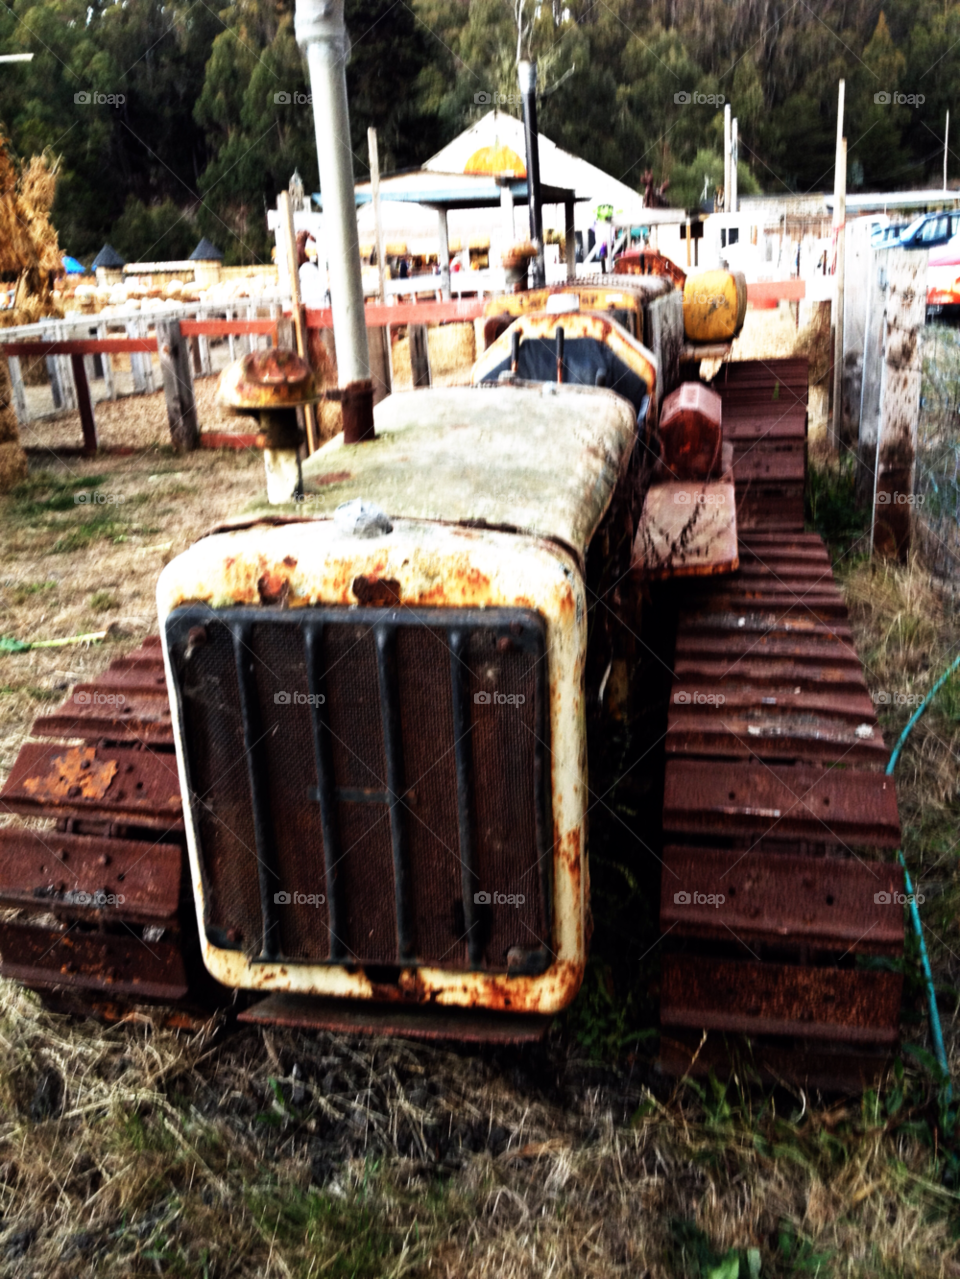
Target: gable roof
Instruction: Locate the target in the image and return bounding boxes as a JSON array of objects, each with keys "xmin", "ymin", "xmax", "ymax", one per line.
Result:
[
  {"xmin": 92, "ymin": 243, "xmax": 124, "ymax": 269},
  {"xmin": 424, "ymin": 110, "xmax": 647, "ymax": 223}
]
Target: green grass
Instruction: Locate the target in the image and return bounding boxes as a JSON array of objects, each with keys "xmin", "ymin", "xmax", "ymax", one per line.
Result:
[
  {"xmin": 89, "ymin": 590, "xmax": 119, "ymax": 612},
  {"xmin": 7, "ymin": 470, "xmax": 155, "ymax": 554},
  {"xmin": 805, "ymin": 452, "xmax": 871, "ymax": 559}
]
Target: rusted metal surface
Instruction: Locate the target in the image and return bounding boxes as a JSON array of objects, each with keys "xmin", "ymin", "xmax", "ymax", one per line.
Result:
[
  {"xmin": 340, "ymin": 377, "xmax": 376, "ymax": 444},
  {"xmin": 157, "ymin": 516, "xmax": 588, "ymax": 1014},
  {"xmin": 614, "ymin": 248, "xmax": 687, "ymax": 287},
  {"xmin": 659, "ymin": 1031, "xmax": 892, "ymax": 1094},
  {"xmin": 713, "ymin": 358, "xmax": 808, "ymax": 533},
  {"xmin": 663, "ymin": 760, "xmax": 900, "ymax": 845},
  {"xmin": 659, "ymin": 516, "xmax": 904, "ymax": 1079},
  {"xmin": 32, "ymin": 687, "xmax": 173, "ymax": 746},
  {"xmin": 632, "ymin": 480, "xmax": 738, "ymax": 579},
  {"xmin": 0, "ymin": 829, "xmax": 181, "ymax": 923},
  {"xmin": 300, "ymin": 384, "xmax": 638, "ymax": 566},
  {"xmin": 0, "ymin": 921, "xmax": 189, "ymax": 1002},
  {"xmin": 218, "ymin": 348, "xmax": 319, "ymax": 411},
  {"xmin": 661, "ymin": 955, "xmax": 902, "ymax": 1045},
  {"xmin": 238, "ymin": 994, "xmax": 553, "ymax": 1043},
  {"xmin": 659, "ymin": 382, "xmax": 723, "ymax": 480},
  {"xmin": 1, "ymin": 743, "xmax": 184, "ymax": 830},
  {"xmin": 660, "ymin": 846, "xmax": 904, "ymax": 951}
]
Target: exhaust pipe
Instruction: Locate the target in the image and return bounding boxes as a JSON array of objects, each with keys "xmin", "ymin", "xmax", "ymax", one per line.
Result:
[
  {"xmin": 296, "ymin": 0, "xmax": 375, "ymax": 442},
  {"xmin": 517, "ymin": 59, "xmax": 545, "ymax": 289}
]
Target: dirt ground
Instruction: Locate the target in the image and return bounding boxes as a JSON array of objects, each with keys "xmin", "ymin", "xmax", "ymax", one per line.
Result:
[{"xmin": 0, "ymin": 353, "xmax": 958, "ymax": 1275}]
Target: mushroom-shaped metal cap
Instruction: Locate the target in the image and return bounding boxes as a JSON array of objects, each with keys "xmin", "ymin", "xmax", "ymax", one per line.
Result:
[{"xmin": 217, "ymin": 348, "xmax": 320, "ymax": 412}]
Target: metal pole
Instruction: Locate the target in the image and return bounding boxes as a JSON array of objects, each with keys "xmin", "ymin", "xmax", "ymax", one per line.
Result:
[
  {"xmin": 945, "ymin": 111, "xmax": 950, "ymax": 190},
  {"xmin": 723, "ymin": 105, "xmax": 732, "ymax": 212},
  {"xmin": 730, "ymin": 118, "xmax": 738, "ymax": 214},
  {"xmin": 518, "ymin": 59, "xmax": 545, "ymax": 288},
  {"xmin": 296, "ymin": 0, "xmax": 374, "ymax": 442}
]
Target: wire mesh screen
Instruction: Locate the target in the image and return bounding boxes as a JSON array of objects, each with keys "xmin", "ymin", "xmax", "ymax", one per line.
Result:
[{"xmin": 166, "ymin": 605, "xmax": 552, "ymax": 974}]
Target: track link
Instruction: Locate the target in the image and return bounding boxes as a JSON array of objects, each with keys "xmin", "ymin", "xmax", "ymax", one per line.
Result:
[
  {"xmin": 0, "ymin": 638, "xmax": 214, "ymax": 1015},
  {"xmin": 660, "ymin": 526, "xmax": 904, "ymax": 1087}
]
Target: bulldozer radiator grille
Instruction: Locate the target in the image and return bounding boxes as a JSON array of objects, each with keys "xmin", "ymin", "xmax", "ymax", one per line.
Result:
[{"xmin": 165, "ymin": 606, "xmax": 551, "ymax": 974}]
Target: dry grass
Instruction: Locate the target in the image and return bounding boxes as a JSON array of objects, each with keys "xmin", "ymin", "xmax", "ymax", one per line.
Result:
[
  {"xmin": 0, "ymin": 981, "xmax": 954, "ymax": 1277},
  {"xmin": 0, "ymin": 394, "xmax": 957, "ymax": 1274}
]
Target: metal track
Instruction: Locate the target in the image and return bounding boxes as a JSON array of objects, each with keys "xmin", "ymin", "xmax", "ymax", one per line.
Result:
[
  {"xmin": 0, "ymin": 638, "xmax": 206, "ymax": 1010},
  {"xmin": 714, "ymin": 358, "xmax": 808, "ymax": 534},
  {"xmin": 659, "ymin": 417, "xmax": 904, "ymax": 1088}
]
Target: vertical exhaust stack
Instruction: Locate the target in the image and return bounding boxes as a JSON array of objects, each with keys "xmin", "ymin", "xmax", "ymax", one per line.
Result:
[
  {"xmin": 296, "ymin": 0, "xmax": 375, "ymax": 442},
  {"xmin": 518, "ymin": 59, "xmax": 546, "ymax": 289}
]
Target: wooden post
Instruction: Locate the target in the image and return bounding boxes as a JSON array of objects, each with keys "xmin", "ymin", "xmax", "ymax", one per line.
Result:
[
  {"xmin": 70, "ymin": 354, "xmax": 97, "ymax": 454},
  {"xmin": 830, "ymin": 99, "xmax": 847, "ymax": 452},
  {"xmin": 156, "ymin": 318, "xmax": 199, "ymax": 452},
  {"xmin": 870, "ymin": 247, "xmax": 927, "ymax": 560},
  {"xmin": 564, "ymin": 198, "xmax": 576, "ymax": 281},
  {"xmin": 723, "ymin": 105, "xmax": 731, "ymax": 212},
  {"xmin": 839, "ymin": 216, "xmax": 872, "ymax": 448},
  {"xmin": 409, "ymin": 325, "xmax": 431, "ymax": 387},
  {"xmin": 280, "ymin": 190, "xmax": 318, "ymax": 453},
  {"xmin": 7, "ymin": 355, "xmax": 26, "ymax": 423},
  {"xmin": 368, "ymin": 127, "xmax": 386, "ymax": 305},
  {"xmin": 437, "ymin": 207, "xmax": 451, "ymax": 301},
  {"xmin": 686, "ymin": 219, "xmax": 691, "ymax": 267},
  {"xmin": 96, "ymin": 321, "xmax": 115, "ymax": 400}
]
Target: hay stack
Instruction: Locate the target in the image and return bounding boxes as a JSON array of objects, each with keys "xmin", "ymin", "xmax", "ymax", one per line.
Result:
[
  {"xmin": 427, "ymin": 323, "xmax": 475, "ymax": 379},
  {"xmin": 0, "ymin": 358, "xmax": 26, "ymax": 490}
]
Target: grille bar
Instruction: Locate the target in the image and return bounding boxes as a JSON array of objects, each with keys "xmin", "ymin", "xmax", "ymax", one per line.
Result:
[
  {"xmin": 450, "ymin": 629, "xmax": 481, "ymax": 967},
  {"xmin": 375, "ymin": 624, "xmax": 414, "ymax": 963},
  {"xmin": 304, "ymin": 623, "xmax": 346, "ymax": 963},
  {"xmin": 231, "ymin": 622, "xmax": 281, "ymax": 961}
]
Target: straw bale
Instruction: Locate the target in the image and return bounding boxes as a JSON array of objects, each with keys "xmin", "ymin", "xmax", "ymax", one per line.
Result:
[
  {"xmin": 0, "ymin": 403, "xmax": 17, "ymax": 443},
  {"xmin": 427, "ymin": 322, "xmax": 475, "ymax": 378},
  {"xmin": 391, "ymin": 334, "xmax": 413, "ymax": 387},
  {"xmin": 0, "ymin": 440, "xmax": 26, "ymax": 491}
]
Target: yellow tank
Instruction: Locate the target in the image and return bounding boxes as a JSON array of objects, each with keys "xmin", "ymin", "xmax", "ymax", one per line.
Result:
[{"xmin": 682, "ymin": 270, "xmax": 747, "ymax": 342}]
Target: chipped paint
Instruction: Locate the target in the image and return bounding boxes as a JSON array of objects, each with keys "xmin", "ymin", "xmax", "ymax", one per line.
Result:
[
  {"xmin": 158, "ymin": 517, "xmax": 588, "ymax": 1015},
  {"xmin": 472, "ymin": 312, "xmax": 659, "ymax": 410}
]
